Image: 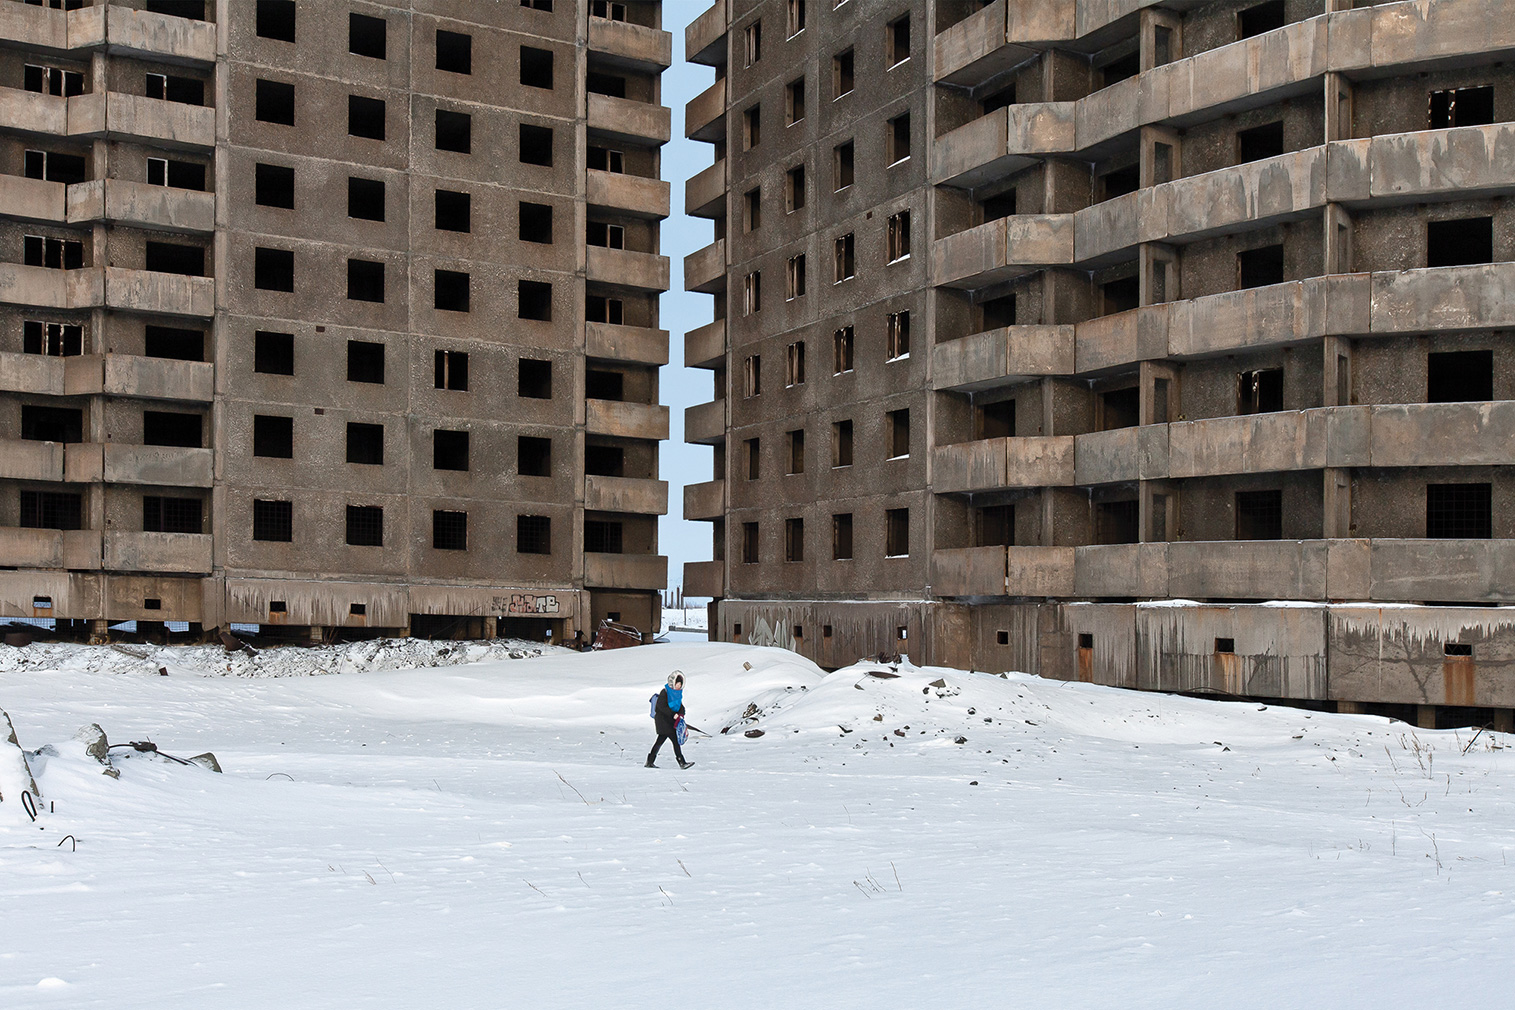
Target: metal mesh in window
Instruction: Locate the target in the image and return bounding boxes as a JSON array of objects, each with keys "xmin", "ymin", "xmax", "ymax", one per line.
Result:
[
  {"xmin": 516, "ymin": 514, "xmax": 550, "ymax": 555},
  {"xmin": 1235, "ymin": 490, "xmax": 1283, "ymax": 540},
  {"xmin": 346, "ymin": 505, "xmax": 383, "ymax": 546},
  {"xmin": 143, "ymin": 495, "xmax": 202, "ymax": 534},
  {"xmin": 252, "ymin": 499, "xmax": 292, "ymax": 542},
  {"xmin": 433, "ymin": 510, "xmax": 468, "ymax": 551},
  {"xmin": 1426, "ymin": 483, "xmax": 1491, "ymax": 539}
]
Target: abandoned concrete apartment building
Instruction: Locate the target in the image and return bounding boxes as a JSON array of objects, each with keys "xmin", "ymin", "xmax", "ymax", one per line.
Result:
[
  {"xmin": 681, "ymin": 0, "xmax": 1515, "ymax": 727},
  {"xmin": 0, "ymin": 0, "xmax": 673, "ymax": 642}
]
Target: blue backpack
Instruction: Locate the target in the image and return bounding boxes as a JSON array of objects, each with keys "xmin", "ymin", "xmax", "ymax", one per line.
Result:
[{"xmin": 648, "ymin": 691, "xmax": 658, "ymax": 719}]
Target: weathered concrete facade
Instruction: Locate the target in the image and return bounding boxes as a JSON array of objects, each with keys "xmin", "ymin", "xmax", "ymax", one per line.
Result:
[
  {"xmin": 0, "ymin": 0, "xmax": 670, "ymax": 641},
  {"xmin": 684, "ymin": 0, "xmax": 1515, "ymax": 727}
]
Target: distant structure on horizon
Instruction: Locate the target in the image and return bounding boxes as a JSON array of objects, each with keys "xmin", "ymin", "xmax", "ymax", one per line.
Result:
[
  {"xmin": 680, "ymin": 0, "xmax": 1515, "ymax": 729},
  {"xmin": 0, "ymin": 0, "xmax": 672, "ymax": 644}
]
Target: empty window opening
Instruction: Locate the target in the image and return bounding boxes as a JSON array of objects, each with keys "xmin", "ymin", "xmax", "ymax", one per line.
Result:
[
  {"xmin": 20, "ymin": 491, "xmax": 82, "ymax": 530},
  {"xmin": 24, "ymin": 236, "xmax": 83, "ymax": 269},
  {"xmin": 349, "ymin": 95, "xmax": 386, "ymax": 140},
  {"xmin": 982, "ymin": 81, "xmax": 1015, "ymax": 113},
  {"xmin": 832, "ymin": 513, "xmax": 853, "ymax": 560},
  {"xmin": 1238, "ymin": 244, "xmax": 1285, "ymax": 289},
  {"xmin": 1100, "ymin": 164, "xmax": 1140, "ymax": 201},
  {"xmin": 145, "ymin": 0, "xmax": 204, "ymax": 20},
  {"xmin": 436, "ymin": 190, "xmax": 471, "ymax": 232},
  {"xmin": 255, "ymin": 330, "xmax": 294, "ymax": 375},
  {"xmin": 21, "ymin": 405, "xmax": 82, "ymax": 442},
  {"xmin": 586, "ymin": 295, "xmax": 624, "ymax": 324},
  {"xmin": 254, "ymin": 247, "xmax": 294, "ymax": 291},
  {"xmin": 887, "ymin": 211, "xmax": 911, "ymax": 262},
  {"xmin": 436, "ymin": 109, "xmax": 471, "ymax": 153},
  {"xmin": 1238, "ymin": 0, "xmax": 1286, "ymax": 39},
  {"xmin": 1100, "ymin": 387, "xmax": 1140, "ymax": 430},
  {"xmin": 24, "ymin": 150, "xmax": 87, "ymax": 185},
  {"xmin": 347, "ymin": 176, "xmax": 384, "ymax": 221},
  {"xmin": 885, "ymin": 508, "xmax": 910, "ymax": 557},
  {"xmin": 347, "ymin": 259, "xmax": 385, "ymax": 303},
  {"xmin": 981, "ymin": 189, "xmax": 1017, "ymax": 222},
  {"xmin": 834, "ymin": 140, "xmax": 854, "ymax": 190},
  {"xmin": 518, "ymin": 358, "xmax": 552, "ymax": 398},
  {"xmin": 741, "ymin": 522, "xmax": 759, "ymax": 564},
  {"xmin": 23, "ymin": 321, "xmax": 83, "ymax": 357},
  {"xmin": 833, "ymin": 49, "xmax": 854, "ymax": 98},
  {"xmin": 833, "ymin": 419, "xmax": 853, "ymax": 467},
  {"xmin": 347, "ymin": 340, "xmax": 385, "ymax": 383},
  {"xmin": 833, "ymin": 326, "xmax": 855, "ymax": 373},
  {"xmin": 519, "ymin": 202, "xmax": 553, "ymax": 243},
  {"xmin": 585, "ymin": 444, "xmax": 625, "ymax": 477},
  {"xmin": 787, "ymin": 0, "xmax": 806, "ymax": 36},
  {"xmin": 517, "ymin": 515, "xmax": 552, "ymax": 555},
  {"xmin": 886, "ymin": 409, "xmax": 910, "ymax": 458},
  {"xmin": 587, "ymin": 72, "xmax": 626, "ymax": 99},
  {"xmin": 834, "ymin": 232, "xmax": 855, "ymax": 281},
  {"xmin": 145, "ymin": 241, "xmax": 204, "ymax": 276},
  {"xmin": 434, "ymin": 270, "xmax": 469, "ymax": 312},
  {"xmin": 519, "ymin": 124, "xmax": 553, "ymax": 165},
  {"xmin": 521, "ymin": 0, "xmax": 553, "ymax": 10},
  {"xmin": 1096, "ymin": 500, "xmax": 1140, "ymax": 545},
  {"xmin": 591, "ymin": 0, "xmax": 627, "ymax": 21},
  {"xmin": 743, "ymin": 354, "xmax": 762, "ymax": 397},
  {"xmin": 1235, "ymin": 489, "xmax": 1284, "ymax": 540},
  {"xmin": 256, "ymin": 0, "xmax": 296, "ymax": 42},
  {"xmin": 518, "ymin": 436, "xmax": 551, "ymax": 475},
  {"xmin": 520, "ymin": 46, "xmax": 554, "ymax": 89},
  {"xmin": 976, "ymin": 399, "xmax": 1015, "ymax": 439},
  {"xmin": 1428, "ymin": 350, "xmax": 1493, "ymax": 402},
  {"xmin": 588, "ymin": 146, "xmax": 625, "ymax": 173},
  {"xmin": 252, "ymin": 415, "xmax": 293, "ymax": 458},
  {"xmin": 587, "ymin": 221, "xmax": 625, "ymax": 249},
  {"xmin": 145, "ymin": 73, "xmax": 204, "ymax": 106},
  {"xmin": 1102, "ymin": 276, "xmax": 1139, "ymax": 314},
  {"xmin": 888, "ymin": 15, "xmax": 910, "ymax": 66},
  {"xmin": 143, "ymin": 410, "xmax": 202, "ymax": 447},
  {"xmin": 744, "ymin": 188, "xmax": 762, "ymax": 232},
  {"xmin": 745, "ymin": 437, "xmax": 760, "ymax": 479},
  {"xmin": 435, "ymin": 350, "xmax": 468, "ymax": 391},
  {"xmin": 252, "ymin": 499, "xmax": 292, "ymax": 542},
  {"xmin": 743, "ymin": 105, "xmax": 762, "ymax": 150},
  {"xmin": 518, "ymin": 280, "xmax": 552, "ymax": 321},
  {"xmin": 255, "ymin": 79, "xmax": 295, "ymax": 125},
  {"xmin": 148, "ymin": 157, "xmax": 204, "ymax": 190},
  {"xmin": 346, "ymin": 505, "xmax": 383, "ymax": 547},
  {"xmin": 787, "ymin": 429, "xmax": 805, "ymax": 474},
  {"xmin": 1100, "ymin": 49, "xmax": 1139, "ymax": 87},
  {"xmin": 975, "ymin": 504, "xmax": 1014, "ymax": 547},
  {"xmin": 888, "ymin": 112, "xmax": 911, "ymax": 164},
  {"xmin": 433, "ymin": 429, "xmax": 469, "ymax": 471},
  {"xmin": 436, "ymin": 30, "xmax": 472, "ymax": 74},
  {"xmin": 1427, "ymin": 483, "xmax": 1492, "ymax": 539},
  {"xmin": 143, "ymin": 495, "xmax": 201, "ymax": 535},
  {"xmin": 24, "ymin": 64, "xmax": 84, "ymax": 96},
  {"xmin": 786, "ymin": 254, "xmax": 806, "ymax": 299},
  {"xmin": 585, "ymin": 520, "xmax": 624, "ymax": 554},
  {"xmin": 786, "ymin": 77, "xmax": 805, "ymax": 125},
  {"xmin": 982, "ymin": 293, "xmax": 1017, "ymax": 329},
  {"xmin": 1238, "ymin": 368, "xmax": 1284, "ymax": 414},
  {"xmin": 785, "ymin": 517, "xmax": 805, "ymax": 562},
  {"xmin": 1427, "ymin": 217, "xmax": 1493, "ymax": 268},
  {"xmin": 349, "ymin": 13, "xmax": 387, "ymax": 59},
  {"xmin": 346, "ymin": 422, "xmax": 384, "ymax": 465},
  {"xmin": 887, "ymin": 311, "xmax": 911, "ymax": 359},
  {"xmin": 586, "ymin": 369, "xmax": 625, "ymax": 402},
  {"xmin": 786, "ymin": 341, "xmax": 806, "ymax": 385},
  {"xmin": 745, "ymin": 21, "xmax": 762, "ymax": 66},
  {"xmin": 786, "ymin": 164, "xmax": 806, "ymax": 212},
  {"xmin": 1237, "ymin": 121, "xmax": 1285, "ymax": 163},
  {"xmin": 1430, "ymin": 86, "xmax": 1494, "ymax": 129}
]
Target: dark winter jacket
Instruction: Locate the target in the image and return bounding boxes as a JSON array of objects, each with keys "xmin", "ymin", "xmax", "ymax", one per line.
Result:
[{"xmin": 654, "ymin": 687, "xmax": 686, "ymax": 736}]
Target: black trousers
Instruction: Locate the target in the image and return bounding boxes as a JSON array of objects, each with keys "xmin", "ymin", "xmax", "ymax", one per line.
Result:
[{"xmin": 649, "ymin": 730, "xmax": 685, "ymax": 764}]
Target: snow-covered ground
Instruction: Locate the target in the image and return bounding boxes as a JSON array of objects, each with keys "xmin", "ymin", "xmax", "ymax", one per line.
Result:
[{"xmin": 2, "ymin": 640, "xmax": 1513, "ymax": 1008}]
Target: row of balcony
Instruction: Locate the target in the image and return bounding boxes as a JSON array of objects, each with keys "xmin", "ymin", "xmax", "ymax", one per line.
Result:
[
  {"xmin": 584, "ymin": 245, "xmax": 670, "ymax": 294},
  {"xmin": 584, "ymin": 474, "xmax": 669, "ymax": 516},
  {"xmin": 935, "ymin": 0, "xmax": 1509, "ymax": 139},
  {"xmin": 0, "ymin": 263, "xmax": 214, "ymax": 318},
  {"xmin": 587, "ymin": 170, "xmax": 669, "ymax": 221},
  {"xmin": 587, "ymin": 92, "xmax": 671, "ymax": 149},
  {"xmin": 587, "ymin": 15, "xmax": 672, "ymax": 73},
  {"xmin": 935, "ymin": 401, "xmax": 1515, "ymax": 493},
  {"xmin": 0, "ymin": 526, "xmax": 211, "ymax": 574},
  {"xmin": 933, "ymin": 537, "xmax": 1515, "ymax": 605},
  {"xmin": 685, "ymin": 2, "xmax": 727, "ymax": 68},
  {"xmin": 684, "ymin": 398, "xmax": 725, "ymax": 446},
  {"xmin": 1, "ymin": 88, "xmax": 215, "ymax": 150},
  {"xmin": 0, "ymin": 2, "xmax": 215, "ymax": 65},
  {"xmin": 935, "ymin": 261, "xmax": 1515, "ymax": 384},
  {"xmin": 585, "ymin": 398, "xmax": 669, "ymax": 442},
  {"xmin": 586, "ymin": 321, "xmax": 668, "ymax": 368},
  {"xmin": 0, "ymin": 438, "xmax": 213, "ymax": 487},
  {"xmin": 0, "ymin": 351, "xmax": 213, "ymax": 401},
  {"xmin": 683, "ymin": 238, "xmax": 726, "ymax": 294},
  {"xmin": 0, "ymin": 175, "xmax": 216, "ymax": 233}
]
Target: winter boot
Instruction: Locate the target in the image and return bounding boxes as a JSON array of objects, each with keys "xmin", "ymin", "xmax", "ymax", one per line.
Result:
[
  {"xmin": 678, "ymin": 759, "xmax": 694, "ymax": 770},
  {"xmin": 645, "ymin": 753, "xmax": 657, "ymax": 768}
]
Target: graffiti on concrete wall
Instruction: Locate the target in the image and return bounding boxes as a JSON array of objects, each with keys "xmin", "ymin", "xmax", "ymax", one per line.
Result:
[
  {"xmin": 747, "ymin": 614, "xmax": 795, "ymax": 651},
  {"xmin": 497, "ymin": 594, "xmax": 560, "ymax": 615}
]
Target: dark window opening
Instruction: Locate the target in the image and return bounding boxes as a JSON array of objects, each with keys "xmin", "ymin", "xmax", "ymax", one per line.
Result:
[
  {"xmin": 833, "ymin": 49, "xmax": 854, "ymax": 98},
  {"xmin": 143, "ymin": 325, "xmax": 202, "ymax": 361},
  {"xmin": 252, "ymin": 499, "xmax": 292, "ymax": 542},
  {"xmin": 22, "ymin": 405, "xmax": 83, "ymax": 443},
  {"xmin": 24, "ymin": 236, "xmax": 83, "ymax": 269},
  {"xmin": 1427, "ymin": 217, "xmax": 1493, "ymax": 268},
  {"xmin": 148, "ymin": 158, "xmax": 204, "ymax": 191},
  {"xmin": 786, "ymin": 77, "xmax": 805, "ymax": 126},
  {"xmin": 832, "ymin": 513, "xmax": 853, "ymax": 560},
  {"xmin": 1238, "ymin": 0, "xmax": 1286, "ymax": 39},
  {"xmin": 23, "ymin": 64, "xmax": 84, "ymax": 97},
  {"xmin": 23, "ymin": 321, "xmax": 82, "ymax": 357},
  {"xmin": 976, "ymin": 400, "xmax": 1015, "ymax": 440},
  {"xmin": 1445, "ymin": 642, "xmax": 1473, "ymax": 657},
  {"xmin": 143, "ymin": 495, "xmax": 200, "ymax": 534},
  {"xmin": 1238, "ymin": 244, "xmax": 1285, "ymax": 289},
  {"xmin": 518, "ymin": 436, "xmax": 551, "ymax": 476},
  {"xmin": 521, "ymin": 0, "xmax": 553, "ymax": 11},
  {"xmin": 348, "ymin": 95, "xmax": 386, "ymax": 140},
  {"xmin": 518, "ymin": 280, "xmax": 552, "ymax": 321},
  {"xmin": 975, "ymin": 504, "xmax": 1014, "ymax": 547},
  {"xmin": 433, "ymin": 510, "xmax": 468, "ymax": 551},
  {"xmin": 143, "ymin": 410, "xmax": 202, "ymax": 447},
  {"xmin": 587, "ymin": 221, "xmax": 625, "ymax": 249},
  {"xmin": 586, "ymin": 369, "xmax": 625, "ymax": 402},
  {"xmin": 434, "ymin": 350, "xmax": 468, "ymax": 391},
  {"xmin": 1430, "ymin": 85, "xmax": 1494, "ymax": 129},
  {"xmin": 745, "ymin": 437, "xmax": 760, "ymax": 480},
  {"xmin": 1235, "ymin": 489, "xmax": 1284, "ymax": 540},
  {"xmin": 834, "ymin": 140, "xmax": 854, "ymax": 190},
  {"xmin": 833, "ymin": 419, "xmax": 853, "ymax": 467},
  {"xmin": 518, "ymin": 358, "xmax": 552, "ymax": 398},
  {"xmin": 587, "ymin": 72, "xmax": 626, "ymax": 98},
  {"xmin": 1237, "ymin": 121, "xmax": 1285, "ymax": 163},
  {"xmin": 785, "ymin": 517, "xmax": 804, "ymax": 563},
  {"xmin": 145, "ymin": 73, "xmax": 203, "ymax": 106},
  {"xmin": 1100, "ymin": 164, "xmax": 1140, "ymax": 200},
  {"xmin": 254, "ymin": 247, "xmax": 294, "ymax": 291},
  {"xmin": 255, "ymin": 330, "xmax": 294, "ymax": 375},
  {"xmin": 1428, "ymin": 350, "xmax": 1493, "ymax": 403},
  {"xmin": 433, "ymin": 429, "xmax": 469, "ymax": 471},
  {"xmin": 434, "ymin": 269, "xmax": 469, "ymax": 312},
  {"xmin": 519, "ymin": 124, "xmax": 553, "ymax": 166},
  {"xmin": 1095, "ymin": 500, "xmax": 1139, "ymax": 545},
  {"xmin": 20, "ymin": 491, "xmax": 82, "ymax": 531},
  {"xmin": 1427, "ymin": 483, "xmax": 1492, "ymax": 539},
  {"xmin": 982, "ymin": 293, "xmax": 1017, "ymax": 329},
  {"xmin": 144, "ymin": 1, "xmax": 204, "ymax": 20},
  {"xmin": 1238, "ymin": 368, "xmax": 1284, "ymax": 414},
  {"xmin": 587, "ymin": 295, "xmax": 624, "ymax": 324},
  {"xmin": 256, "ymin": 0, "xmax": 296, "ymax": 43},
  {"xmin": 349, "ymin": 13, "xmax": 386, "ymax": 59},
  {"xmin": 517, "ymin": 515, "xmax": 551, "ymax": 555},
  {"xmin": 252, "ymin": 415, "xmax": 293, "ymax": 458},
  {"xmin": 786, "ymin": 164, "xmax": 806, "ymax": 212},
  {"xmin": 1100, "ymin": 49, "xmax": 1139, "ymax": 87},
  {"xmin": 982, "ymin": 189, "xmax": 1016, "ymax": 222},
  {"xmin": 347, "ymin": 177, "xmax": 384, "ymax": 221},
  {"xmin": 888, "ymin": 15, "xmax": 910, "ymax": 67},
  {"xmin": 346, "ymin": 340, "xmax": 385, "ymax": 383},
  {"xmin": 519, "ymin": 202, "xmax": 553, "ymax": 243},
  {"xmin": 1100, "ymin": 387, "xmax": 1140, "ymax": 430},
  {"xmin": 585, "ymin": 520, "xmax": 623, "ymax": 554},
  {"xmin": 347, "ymin": 259, "xmax": 385, "ymax": 303},
  {"xmin": 435, "ymin": 109, "xmax": 471, "ymax": 153},
  {"xmin": 435, "ymin": 189, "xmax": 471, "ymax": 232},
  {"xmin": 145, "ymin": 241, "xmax": 204, "ymax": 277},
  {"xmin": 886, "ymin": 409, "xmax": 910, "ymax": 458},
  {"xmin": 255, "ymin": 79, "xmax": 295, "ymax": 125},
  {"xmin": 346, "ymin": 422, "xmax": 384, "ymax": 466},
  {"xmin": 1102, "ymin": 276, "xmax": 1140, "ymax": 314},
  {"xmin": 742, "ymin": 522, "xmax": 759, "ymax": 564},
  {"xmin": 885, "ymin": 508, "xmax": 910, "ymax": 557},
  {"xmin": 521, "ymin": 46, "xmax": 554, "ymax": 89},
  {"xmin": 585, "ymin": 444, "xmax": 625, "ymax": 477},
  {"xmin": 982, "ymin": 82, "xmax": 1016, "ymax": 115},
  {"xmin": 24, "ymin": 150, "xmax": 87, "ymax": 185},
  {"xmin": 787, "ymin": 429, "xmax": 805, "ymax": 474},
  {"xmin": 743, "ymin": 105, "xmax": 761, "ymax": 149},
  {"xmin": 346, "ymin": 505, "xmax": 383, "ymax": 547},
  {"xmin": 437, "ymin": 30, "xmax": 472, "ymax": 74},
  {"xmin": 589, "ymin": 146, "xmax": 625, "ymax": 173}
]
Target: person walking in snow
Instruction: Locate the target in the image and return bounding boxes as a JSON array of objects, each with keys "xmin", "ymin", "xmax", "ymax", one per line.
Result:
[{"xmin": 647, "ymin": 671, "xmax": 693, "ymax": 769}]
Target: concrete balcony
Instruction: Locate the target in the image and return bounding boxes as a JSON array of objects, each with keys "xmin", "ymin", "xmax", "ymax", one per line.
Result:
[
  {"xmin": 62, "ymin": 354, "xmax": 214, "ymax": 402},
  {"xmin": 65, "ymin": 443, "xmax": 213, "ymax": 487},
  {"xmin": 584, "ymin": 552, "xmax": 667, "ymax": 591},
  {"xmin": 68, "ymin": 92, "xmax": 215, "ymax": 150},
  {"xmin": 932, "ymin": 103, "xmax": 1076, "ymax": 189},
  {"xmin": 1074, "ymin": 426, "xmax": 1160, "ymax": 485},
  {"xmin": 0, "ymin": 527, "xmax": 67, "ymax": 569},
  {"xmin": 0, "ymin": 263, "xmax": 90, "ymax": 312},
  {"xmin": 0, "ymin": 173, "xmax": 66, "ymax": 224},
  {"xmin": 0, "ymin": 438, "xmax": 64, "ymax": 482},
  {"xmin": 685, "ymin": 77, "xmax": 726, "ymax": 143},
  {"xmin": 585, "ymin": 322, "xmax": 668, "ymax": 367},
  {"xmin": 933, "ymin": 546, "xmax": 1007, "ymax": 597},
  {"xmin": 585, "ymin": 246, "xmax": 670, "ymax": 294},
  {"xmin": 683, "ymin": 239, "xmax": 726, "ymax": 294},
  {"xmin": 1167, "ymin": 540, "xmax": 1331, "ymax": 602},
  {"xmin": 934, "ymin": 0, "xmax": 1052, "ymax": 89},
  {"xmin": 685, "ymin": 159, "xmax": 726, "ymax": 219},
  {"xmin": 1008, "ymin": 546, "xmax": 1076, "ymax": 597},
  {"xmin": 683, "ymin": 559, "xmax": 725, "ymax": 599},
  {"xmin": 1168, "ymin": 409, "xmax": 1354, "ymax": 479},
  {"xmin": 1074, "ymin": 306, "xmax": 1168, "ymax": 374},
  {"xmin": 105, "ymin": 267, "xmax": 214, "ymax": 317},
  {"xmin": 1368, "ymin": 540, "xmax": 1515, "ymax": 604},
  {"xmin": 684, "ymin": 399, "xmax": 726, "ymax": 445},
  {"xmin": 1073, "ymin": 543, "xmax": 1170, "ymax": 598},
  {"xmin": 684, "ymin": 318, "xmax": 726, "ymax": 369},
  {"xmin": 587, "ymin": 17, "xmax": 672, "ymax": 71},
  {"xmin": 104, "ymin": 531, "xmax": 212, "ymax": 574},
  {"xmin": 686, "ymin": 2, "xmax": 728, "ymax": 67},
  {"xmin": 0, "ymin": 0, "xmax": 67, "ymax": 49},
  {"xmin": 0, "ymin": 351, "xmax": 65, "ymax": 396},
  {"xmin": 69, "ymin": 5, "xmax": 217, "ymax": 65},
  {"xmin": 585, "ymin": 399, "xmax": 669, "ymax": 442},
  {"xmin": 0, "ymin": 88, "xmax": 67, "ymax": 136},
  {"xmin": 586, "ymin": 93, "xmax": 670, "ymax": 147},
  {"xmin": 933, "ymin": 436, "xmax": 1075, "ymax": 494},
  {"xmin": 1364, "ymin": 402, "xmax": 1515, "ymax": 469},
  {"xmin": 1167, "ymin": 273, "xmax": 1369, "ymax": 359},
  {"xmin": 587, "ymin": 169, "xmax": 669, "ymax": 220},
  {"xmin": 584, "ymin": 474, "xmax": 669, "ymax": 516},
  {"xmin": 1370, "ymin": 262, "xmax": 1515, "ymax": 336},
  {"xmin": 932, "ymin": 325, "xmax": 1074, "ymax": 392},
  {"xmin": 67, "ymin": 178, "xmax": 215, "ymax": 233},
  {"xmin": 682, "ymin": 479, "xmax": 725, "ymax": 522},
  {"xmin": 932, "ymin": 215, "xmax": 1073, "ymax": 289}
]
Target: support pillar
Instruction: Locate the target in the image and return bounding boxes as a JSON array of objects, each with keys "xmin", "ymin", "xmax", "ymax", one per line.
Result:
[
  {"xmin": 1416, "ymin": 705, "xmax": 1438, "ymax": 730},
  {"xmin": 1337, "ymin": 700, "xmax": 1367, "ymax": 715},
  {"xmin": 88, "ymin": 618, "xmax": 109, "ymax": 645},
  {"xmin": 1493, "ymin": 710, "xmax": 1514, "ymax": 734}
]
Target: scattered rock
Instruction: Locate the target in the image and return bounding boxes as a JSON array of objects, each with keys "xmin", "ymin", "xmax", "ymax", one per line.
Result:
[
  {"xmin": 969, "ymin": 780, "xmax": 979, "ymax": 786},
  {"xmin": 866, "ymin": 670, "xmax": 899, "ymax": 679},
  {"xmin": 893, "ymin": 729, "xmax": 906, "ymax": 738},
  {"xmin": 928, "ymin": 678, "xmax": 947, "ymax": 689},
  {"xmin": 742, "ymin": 703, "xmax": 759, "ymax": 719},
  {"xmin": 743, "ymin": 729, "xmax": 764, "ymax": 738},
  {"xmin": 872, "ymin": 714, "xmax": 883, "ymax": 722},
  {"xmin": 188, "ymin": 753, "xmax": 222, "ymax": 773},
  {"xmin": 954, "ymin": 736, "xmax": 967, "ymax": 745},
  {"xmin": 75, "ymin": 724, "xmax": 110, "ymax": 764},
  {"xmin": 967, "ymin": 708, "xmax": 976, "ymax": 715}
]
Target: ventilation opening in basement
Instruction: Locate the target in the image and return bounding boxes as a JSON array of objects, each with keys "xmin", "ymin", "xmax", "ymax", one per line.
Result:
[
  {"xmin": 1445, "ymin": 642, "xmax": 1473, "ymax": 657},
  {"xmin": 1427, "ymin": 217, "xmax": 1493, "ymax": 268},
  {"xmin": 1215, "ymin": 637, "xmax": 1236, "ymax": 654},
  {"xmin": 1428, "ymin": 349, "xmax": 1493, "ymax": 403},
  {"xmin": 1078, "ymin": 633, "xmax": 1094, "ymax": 649}
]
